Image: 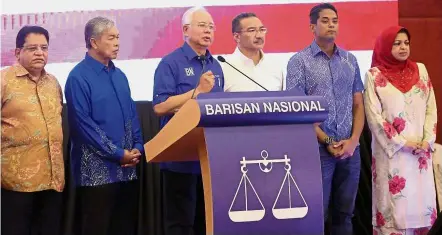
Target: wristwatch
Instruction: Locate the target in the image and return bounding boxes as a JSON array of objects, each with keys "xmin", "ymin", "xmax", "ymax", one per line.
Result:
[{"xmin": 324, "ymin": 136, "xmax": 334, "ymax": 145}]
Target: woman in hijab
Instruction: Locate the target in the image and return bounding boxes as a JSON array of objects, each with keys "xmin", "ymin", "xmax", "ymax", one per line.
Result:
[{"xmin": 364, "ymin": 26, "xmax": 438, "ymax": 235}]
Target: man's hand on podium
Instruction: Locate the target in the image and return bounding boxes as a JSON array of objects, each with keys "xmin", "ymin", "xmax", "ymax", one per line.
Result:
[{"xmin": 121, "ymin": 149, "xmax": 141, "ymax": 167}]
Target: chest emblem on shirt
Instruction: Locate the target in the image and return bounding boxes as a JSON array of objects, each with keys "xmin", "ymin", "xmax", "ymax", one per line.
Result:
[{"xmin": 184, "ymin": 67, "xmax": 195, "ymax": 76}]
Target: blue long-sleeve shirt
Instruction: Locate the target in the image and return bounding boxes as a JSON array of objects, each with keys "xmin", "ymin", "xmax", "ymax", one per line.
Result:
[
  {"xmin": 286, "ymin": 41, "xmax": 364, "ymax": 149},
  {"xmin": 65, "ymin": 53, "xmax": 143, "ymax": 186}
]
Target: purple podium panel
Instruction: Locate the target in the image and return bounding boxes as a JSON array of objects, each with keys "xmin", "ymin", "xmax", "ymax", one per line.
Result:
[{"xmin": 196, "ymin": 91, "xmax": 327, "ymax": 235}]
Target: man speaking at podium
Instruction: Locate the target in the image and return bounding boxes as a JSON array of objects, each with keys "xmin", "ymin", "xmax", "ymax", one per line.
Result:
[
  {"xmin": 152, "ymin": 6, "xmax": 224, "ymax": 235},
  {"xmin": 221, "ymin": 12, "xmax": 285, "ymax": 92}
]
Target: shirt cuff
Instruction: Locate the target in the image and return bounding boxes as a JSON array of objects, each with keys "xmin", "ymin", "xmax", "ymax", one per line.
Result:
[
  {"xmin": 386, "ymin": 137, "xmax": 407, "ymax": 159},
  {"xmin": 153, "ymin": 94, "xmax": 170, "ymax": 106},
  {"xmin": 423, "ymin": 139, "xmax": 436, "ymax": 152},
  {"xmin": 134, "ymin": 143, "xmax": 144, "ymax": 154},
  {"xmin": 115, "ymin": 148, "xmax": 125, "ymax": 161}
]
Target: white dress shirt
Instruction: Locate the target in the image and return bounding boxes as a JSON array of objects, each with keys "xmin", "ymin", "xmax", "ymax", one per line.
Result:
[{"xmin": 220, "ymin": 47, "xmax": 285, "ymax": 92}]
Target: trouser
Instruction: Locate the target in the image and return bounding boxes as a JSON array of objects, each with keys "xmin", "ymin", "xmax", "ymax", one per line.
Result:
[
  {"xmin": 78, "ymin": 180, "xmax": 139, "ymax": 235},
  {"xmin": 1, "ymin": 188, "xmax": 63, "ymax": 235},
  {"xmin": 321, "ymin": 147, "xmax": 361, "ymax": 235},
  {"xmin": 162, "ymin": 170, "xmax": 206, "ymax": 235}
]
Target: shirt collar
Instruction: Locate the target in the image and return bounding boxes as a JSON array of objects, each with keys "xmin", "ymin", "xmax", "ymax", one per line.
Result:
[
  {"xmin": 310, "ymin": 40, "xmax": 341, "ymax": 57},
  {"xmin": 13, "ymin": 63, "xmax": 48, "ymax": 79},
  {"xmin": 13, "ymin": 63, "xmax": 30, "ymax": 77},
  {"xmin": 181, "ymin": 42, "xmax": 213, "ymax": 63},
  {"xmin": 233, "ymin": 47, "xmax": 265, "ymax": 66},
  {"xmin": 84, "ymin": 52, "xmax": 115, "ymax": 74}
]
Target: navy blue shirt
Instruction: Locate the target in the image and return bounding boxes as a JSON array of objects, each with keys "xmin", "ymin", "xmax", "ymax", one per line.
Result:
[
  {"xmin": 65, "ymin": 53, "xmax": 144, "ymax": 186},
  {"xmin": 152, "ymin": 42, "xmax": 224, "ymax": 174}
]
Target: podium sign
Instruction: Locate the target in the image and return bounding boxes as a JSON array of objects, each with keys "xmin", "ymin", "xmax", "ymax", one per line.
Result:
[{"xmin": 145, "ymin": 91, "xmax": 328, "ymax": 235}]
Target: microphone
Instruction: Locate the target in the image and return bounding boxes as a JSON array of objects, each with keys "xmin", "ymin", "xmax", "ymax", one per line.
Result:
[
  {"xmin": 217, "ymin": 55, "xmax": 268, "ymax": 91},
  {"xmin": 191, "ymin": 55, "xmax": 207, "ymax": 99}
]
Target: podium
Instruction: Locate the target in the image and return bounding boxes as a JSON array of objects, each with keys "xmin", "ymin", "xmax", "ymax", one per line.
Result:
[{"xmin": 144, "ymin": 91, "xmax": 328, "ymax": 235}]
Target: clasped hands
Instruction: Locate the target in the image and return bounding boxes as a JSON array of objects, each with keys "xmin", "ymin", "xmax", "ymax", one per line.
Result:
[
  {"xmin": 120, "ymin": 149, "xmax": 141, "ymax": 167},
  {"xmin": 327, "ymin": 138, "xmax": 359, "ymax": 159},
  {"xmin": 403, "ymin": 141, "xmax": 431, "ymax": 155}
]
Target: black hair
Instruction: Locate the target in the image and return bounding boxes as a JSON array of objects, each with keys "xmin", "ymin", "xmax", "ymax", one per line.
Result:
[
  {"xmin": 398, "ymin": 27, "xmax": 411, "ymax": 40},
  {"xmin": 16, "ymin": 25, "xmax": 49, "ymax": 48},
  {"xmin": 232, "ymin": 12, "xmax": 257, "ymax": 33},
  {"xmin": 309, "ymin": 3, "xmax": 338, "ymax": 24}
]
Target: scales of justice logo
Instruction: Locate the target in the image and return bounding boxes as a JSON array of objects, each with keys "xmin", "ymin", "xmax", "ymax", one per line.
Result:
[{"xmin": 228, "ymin": 150, "xmax": 308, "ymax": 223}]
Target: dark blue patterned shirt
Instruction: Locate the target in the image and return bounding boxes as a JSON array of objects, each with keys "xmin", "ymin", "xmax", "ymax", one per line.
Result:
[
  {"xmin": 286, "ymin": 41, "xmax": 364, "ymax": 143},
  {"xmin": 65, "ymin": 53, "xmax": 143, "ymax": 186}
]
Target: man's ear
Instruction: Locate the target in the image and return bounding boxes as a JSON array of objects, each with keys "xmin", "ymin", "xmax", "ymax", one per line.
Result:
[
  {"xmin": 233, "ymin": 33, "xmax": 241, "ymax": 44},
  {"xmin": 183, "ymin": 25, "xmax": 190, "ymax": 39},
  {"xmin": 90, "ymin": 38, "xmax": 99, "ymax": 49},
  {"xmin": 309, "ymin": 24, "xmax": 316, "ymax": 34},
  {"xmin": 15, "ymin": 48, "xmax": 21, "ymax": 60}
]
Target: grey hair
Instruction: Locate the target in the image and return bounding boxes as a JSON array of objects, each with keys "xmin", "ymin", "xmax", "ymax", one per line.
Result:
[
  {"xmin": 181, "ymin": 6, "xmax": 208, "ymax": 41},
  {"xmin": 84, "ymin": 16, "xmax": 115, "ymax": 49},
  {"xmin": 182, "ymin": 6, "xmax": 208, "ymax": 26}
]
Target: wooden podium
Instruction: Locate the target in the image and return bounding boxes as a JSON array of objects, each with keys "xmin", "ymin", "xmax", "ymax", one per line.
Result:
[{"xmin": 145, "ymin": 91, "xmax": 328, "ymax": 235}]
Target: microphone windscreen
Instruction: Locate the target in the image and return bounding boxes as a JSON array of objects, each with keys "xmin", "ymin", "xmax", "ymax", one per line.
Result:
[{"xmin": 217, "ymin": 55, "xmax": 226, "ymax": 62}]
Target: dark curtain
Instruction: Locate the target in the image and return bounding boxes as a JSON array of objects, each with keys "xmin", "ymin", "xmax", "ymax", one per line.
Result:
[
  {"xmin": 352, "ymin": 123, "xmax": 373, "ymax": 235},
  {"xmin": 59, "ymin": 101, "xmax": 374, "ymax": 235}
]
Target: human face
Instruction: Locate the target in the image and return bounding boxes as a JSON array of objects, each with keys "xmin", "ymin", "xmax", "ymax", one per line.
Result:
[
  {"xmin": 391, "ymin": 32, "xmax": 410, "ymax": 61},
  {"xmin": 183, "ymin": 10, "xmax": 215, "ymax": 48},
  {"xmin": 234, "ymin": 17, "xmax": 267, "ymax": 51},
  {"xmin": 91, "ymin": 25, "xmax": 120, "ymax": 60},
  {"xmin": 310, "ymin": 9, "xmax": 339, "ymax": 42},
  {"xmin": 15, "ymin": 33, "xmax": 48, "ymax": 72}
]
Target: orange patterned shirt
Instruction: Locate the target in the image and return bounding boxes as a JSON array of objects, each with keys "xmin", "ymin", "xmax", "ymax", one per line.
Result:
[{"xmin": 1, "ymin": 64, "xmax": 64, "ymax": 192}]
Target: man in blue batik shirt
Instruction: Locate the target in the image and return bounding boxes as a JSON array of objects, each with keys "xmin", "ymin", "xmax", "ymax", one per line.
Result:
[
  {"xmin": 286, "ymin": 3, "xmax": 365, "ymax": 235},
  {"xmin": 65, "ymin": 17, "xmax": 143, "ymax": 235},
  {"xmin": 152, "ymin": 6, "xmax": 224, "ymax": 235}
]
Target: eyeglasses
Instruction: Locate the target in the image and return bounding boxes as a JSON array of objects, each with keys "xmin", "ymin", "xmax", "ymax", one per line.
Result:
[
  {"xmin": 186, "ymin": 22, "xmax": 216, "ymax": 32},
  {"xmin": 21, "ymin": 44, "xmax": 49, "ymax": 53},
  {"xmin": 237, "ymin": 27, "xmax": 268, "ymax": 35}
]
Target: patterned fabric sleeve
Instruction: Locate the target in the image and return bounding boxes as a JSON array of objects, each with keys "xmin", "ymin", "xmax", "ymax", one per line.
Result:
[
  {"xmin": 1, "ymin": 69, "xmax": 7, "ymax": 105},
  {"xmin": 420, "ymin": 64, "xmax": 438, "ymax": 150},
  {"xmin": 351, "ymin": 54, "xmax": 364, "ymax": 94},
  {"xmin": 364, "ymin": 69, "xmax": 407, "ymax": 158},
  {"xmin": 285, "ymin": 54, "xmax": 306, "ymax": 94},
  {"xmin": 50, "ymin": 74, "xmax": 64, "ymax": 105}
]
